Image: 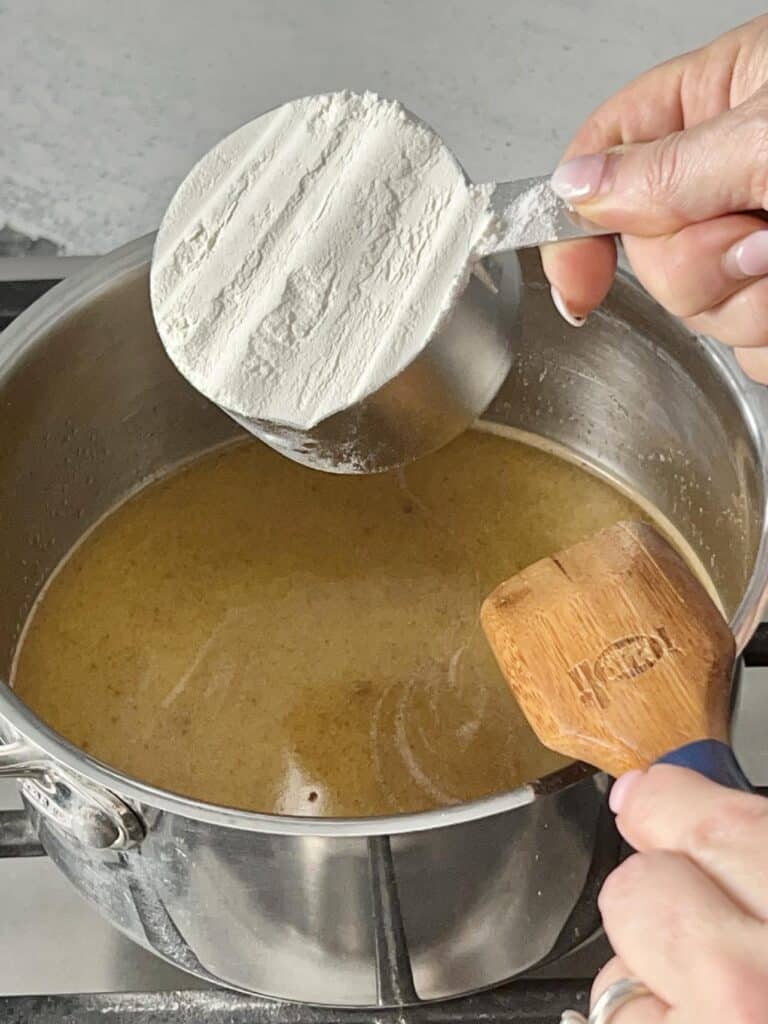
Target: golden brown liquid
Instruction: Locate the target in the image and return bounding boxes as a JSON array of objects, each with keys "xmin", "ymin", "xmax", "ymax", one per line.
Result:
[{"xmin": 14, "ymin": 432, "xmax": 652, "ymax": 817}]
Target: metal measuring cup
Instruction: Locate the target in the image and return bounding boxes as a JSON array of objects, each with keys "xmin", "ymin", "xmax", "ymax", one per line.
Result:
[
  {"xmin": 231, "ymin": 167, "xmax": 609, "ymax": 474},
  {"xmin": 157, "ymin": 104, "xmax": 610, "ymax": 474}
]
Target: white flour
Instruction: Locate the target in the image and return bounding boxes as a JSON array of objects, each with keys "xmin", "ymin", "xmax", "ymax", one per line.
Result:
[
  {"xmin": 504, "ymin": 179, "xmax": 560, "ymax": 247},
  {"xmin": 150, "ymin": 91, "xmax": 494, "ymax": 430},
  {"xmin": 477, "ymin": 178, "xmax": 562, "ymax": 252}
]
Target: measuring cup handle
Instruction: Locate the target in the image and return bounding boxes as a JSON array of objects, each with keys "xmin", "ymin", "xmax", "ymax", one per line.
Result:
[
  {"xmin": 656, "ymin": 739, "xmax": 753, "ymax": 792},
  {"xmin": 480, "ymin": 175, "xmax": 613, "ymax": 252}
]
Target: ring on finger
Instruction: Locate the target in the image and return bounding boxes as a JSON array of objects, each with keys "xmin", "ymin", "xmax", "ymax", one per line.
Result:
[{"xmin": 561, "ymin": 977, "xmax": 651, "ymax": 1024}]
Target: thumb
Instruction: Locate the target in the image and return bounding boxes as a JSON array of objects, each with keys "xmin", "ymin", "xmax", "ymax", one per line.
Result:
[{"xmin": 550, "ymin": 93, "xmax": 768, "ymax": 236}]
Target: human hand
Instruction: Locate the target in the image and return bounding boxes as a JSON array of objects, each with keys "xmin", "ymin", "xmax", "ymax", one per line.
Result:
[
  {"xmin": 591, "ymin": 764, "xmax": 768, "ymax": 1021},
  {"xmin": 543, "ymin": 15, "xmax": 768, "ymax": 382}
]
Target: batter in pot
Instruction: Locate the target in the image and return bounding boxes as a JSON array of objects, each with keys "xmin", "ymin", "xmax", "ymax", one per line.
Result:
[{"xmin": 12, "ymin": 430, "xmax": 698, "ymax": 816}]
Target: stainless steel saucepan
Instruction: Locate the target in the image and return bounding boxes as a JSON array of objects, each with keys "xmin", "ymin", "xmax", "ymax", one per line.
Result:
[{"xmin": 0, "ymin": 237, "xmax": 766, "ymax": 1005}]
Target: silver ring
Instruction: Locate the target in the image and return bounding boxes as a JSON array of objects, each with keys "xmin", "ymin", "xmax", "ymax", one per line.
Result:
[{"xmin": 561, "ymin": 977, "xmax": 651, "ymax": 1024}]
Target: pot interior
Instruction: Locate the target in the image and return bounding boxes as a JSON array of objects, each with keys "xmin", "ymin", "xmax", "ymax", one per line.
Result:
[{"xmin": 0, "ymin": 243, "xmax": 765, "ymax": 799}]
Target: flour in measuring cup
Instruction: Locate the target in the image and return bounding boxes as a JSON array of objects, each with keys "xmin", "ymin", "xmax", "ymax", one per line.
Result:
[{"xmin": 151, "ymin": 91, "xmax": 495, "ymax": 431}]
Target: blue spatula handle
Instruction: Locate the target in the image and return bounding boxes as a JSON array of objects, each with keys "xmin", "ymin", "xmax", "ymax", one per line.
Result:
[{"xmin": 656, "ymin": 739, "xmax": 753, "ymax": 791}]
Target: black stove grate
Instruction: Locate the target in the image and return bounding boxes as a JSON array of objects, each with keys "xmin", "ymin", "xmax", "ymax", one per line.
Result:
[
  {"xmin": 0, "ymin": 983, "xmax": 589, "ymax": 1024},
  {"xmin": 0, "ymin": 278, "xmax": 60, "ymax": 331}
]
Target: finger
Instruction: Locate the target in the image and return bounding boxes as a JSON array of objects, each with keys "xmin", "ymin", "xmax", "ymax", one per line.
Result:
[
  {"xmin": 622, "ymin": 217, "xmax": 768, "ymax": 318},
  {"xmin": 599, "ymin": 850, "xmax": 763, "ymax": 1011},
  {"xmin": 685, "ymin": 275, "xmax": 768, "ymax": 348},
  {"xmin": 541, "ymin": 30, "xmax": 745, "ymax": 324},
  {"xmin": 612, "ymin": 764, "xmax": 768, "ymax": 920},
  {"xmin": 561, "ymin": 25, "xmax": 746, "ymax": 162},
  {"xmin": 562, "ymin": 56, "xmax": 688, "ymax": 161},
  {"xmin": 542, "ymin": 49, "xmax": 703, "ymax": 323},
  {"xmin": 550, "ymin": 89, "xmax": 768, "ymax": 237},
  {"xmin": 735, "ymin": 346, "xmax": 768, "ymax": 383},
  {"xmin": 591, "ymin": 956, "xmax": 668, "ymax": 1023},
  {"xmin": 542, "ymin": 215, "xmax": 768, "ymax": 327},
  {"xmin": 540, "ymin": 236, "xmax": 617, "ymax": 323}
]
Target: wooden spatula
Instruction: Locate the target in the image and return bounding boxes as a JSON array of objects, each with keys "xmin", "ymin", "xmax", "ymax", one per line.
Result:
[{"xmin": 481, "ymin": 520, "xmax": 751, "ymax": 788}]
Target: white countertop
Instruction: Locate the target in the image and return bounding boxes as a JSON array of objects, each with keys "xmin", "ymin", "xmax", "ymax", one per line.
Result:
[{"xmin": 1, "ymin": 0, "xmax": 764, "ymax": 254}]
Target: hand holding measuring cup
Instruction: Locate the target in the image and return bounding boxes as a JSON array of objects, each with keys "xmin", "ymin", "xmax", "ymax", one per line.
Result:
[{"xmin": 542, "ymin": 14, "xmax": 768, "ymax": 384}]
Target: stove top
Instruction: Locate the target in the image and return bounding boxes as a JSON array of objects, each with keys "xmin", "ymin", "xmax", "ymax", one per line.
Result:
[{"xmin": 1, "ymin": 257, "xmax": 767, "ymax": 1022}]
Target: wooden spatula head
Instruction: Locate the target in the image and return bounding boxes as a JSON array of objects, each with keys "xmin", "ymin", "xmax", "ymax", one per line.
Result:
[{"xmin": 481, "ymin": 521, "xmax": 734, "ymax": 777}]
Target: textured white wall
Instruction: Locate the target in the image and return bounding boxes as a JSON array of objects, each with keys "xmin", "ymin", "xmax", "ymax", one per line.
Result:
[{"xmin": 1, "ymin": 0, "xmax": 764, "ymax": 253}]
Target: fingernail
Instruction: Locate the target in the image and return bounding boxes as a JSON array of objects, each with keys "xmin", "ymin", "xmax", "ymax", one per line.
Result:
[
  {"xmin": 609, "ymin": 770, "xmax": 644, "ymax": 814},
  {"xmin": 550, "ymin": 154, "xmax": 608, "ymax": 202},
  {"xmin": 550, "ymin": 285, "xmax": 586, "ymax": 327},
  {"xmin": 724, "ymin": 230, "xmax": 768, "ymax": 278}
]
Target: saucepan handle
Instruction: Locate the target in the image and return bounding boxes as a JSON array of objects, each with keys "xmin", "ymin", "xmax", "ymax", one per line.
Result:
[
  {"xmin": 656, "ymin": 739, "xmax": 753, "ymax": 792},
  {"xmin": 0, "ymin": 733, "xmax": 50, "ymax": 777},
  {"xmin": 0, "ymin": 729, "xmax": 144, "ymax": 850}
]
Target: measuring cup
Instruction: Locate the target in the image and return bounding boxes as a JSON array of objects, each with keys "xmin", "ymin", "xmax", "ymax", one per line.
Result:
[
  {"xmin": 240, "ymin": 172, "xmax": 608, "ymax": 473},
  {"xmin": 157, "ymin": 101, "xmax": 611, "ymax": 474}
]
